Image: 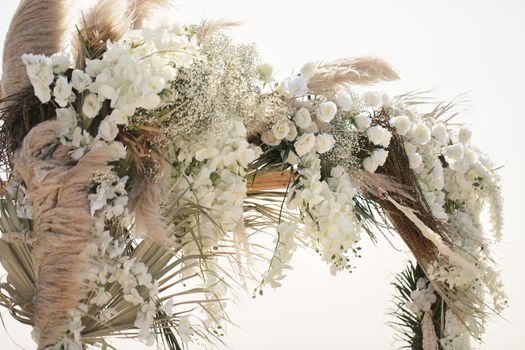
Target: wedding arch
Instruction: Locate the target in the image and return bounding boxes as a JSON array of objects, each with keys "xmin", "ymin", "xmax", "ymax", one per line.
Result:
[{"xmin": 0, "ymin": 1, "xmax": 505, "ymax": 349}]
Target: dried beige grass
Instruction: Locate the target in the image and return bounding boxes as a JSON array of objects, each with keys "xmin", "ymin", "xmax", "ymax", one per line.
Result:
[
  {"xmin": 1, "ymin": 0, "xmax": 68, "ymax": 101},
  {"xmin": 13, "ymin": 121, "xmax": 119, "ymax": 349},
  {"xmin": 308, "ymin": 56, "xmax": 400, "ymax": 94}
]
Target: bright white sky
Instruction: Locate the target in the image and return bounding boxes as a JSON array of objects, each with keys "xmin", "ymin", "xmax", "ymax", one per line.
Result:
[{"xmin": 1, "ymin": 0, "xmax": 524, "ymax": 349}]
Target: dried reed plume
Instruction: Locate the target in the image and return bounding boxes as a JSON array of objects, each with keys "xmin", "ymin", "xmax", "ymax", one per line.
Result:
[
  {"xmin": 13, "ymin": 121, "xmax": 118, "ymax": 349},
  {"xmin": 308, "ymin": 56, "xmax": 400, "ymax": 95}
]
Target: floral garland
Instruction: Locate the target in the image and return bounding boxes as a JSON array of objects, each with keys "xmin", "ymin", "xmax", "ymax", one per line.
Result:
[{"xmin": 0, "ymin": 7, "xmax": 506, "ymax": 350}]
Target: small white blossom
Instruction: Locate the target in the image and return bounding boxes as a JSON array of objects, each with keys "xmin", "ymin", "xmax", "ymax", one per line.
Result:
[
  {"xmin": 71, "ymin": 69, "xmax": 92, "ymax": 92},
  {"xmin": 458, "ymin": 126, "xmax": 472, "ymax": 144},
  {"xmin": 272, "ymin": 121, "xmax": 290, "ymax": 140},
  {"xmin": 51, "ymin": 53, "xmax": 71, "ymax": 74},
  {"xmin": 294, "ymin": 108, "xmax": 312, "ymax": 129},
  {"xmin": 257, "ymin": 63, "xmax": 274, "ymax": 83},
  {"xmin": 195, "ymin": 148, "xmax": 219, "ymax": 161},
  {"xmin": 367, "ymin": 125, "xmax": 391, "ymax": 147},
  {"xmin": 315, "ymin": 133, "xmax": 336, "ymax": 154},
  {"xmin": 335, "ymin": 90, "xmax": 354, "ymax": 111},
  {"xmin": 82, "ymin": 93, "xmax": 102, "ymax": 119},
  {"xmin": 445, "ymin": 143, "xmax": 465, "ymax": 161},
  {"xmin": 316, "ymin": 101, "xmax": 337, "ymax": 123},
  {"xmin": 354, "ymin": 112, "xmax": 372, "ymax": 131},
  {"xmin": 431, "ymin": 123, "xmax": 449, "ymax": 144},
  {"xmin": 300, "ymin": 62, "xmax": 317, "ymax": 80},
  {"xmin": 391, "ymin": 115, "xmax": 411, "ymax": 136},
  {"xmin": 53, "ymin": 76, "xmax": 73, "ymax": 107},
  {"xmin": 411, "ymin": 123, "xmax": 431, "ymax": 145},
  {"xmin": 408, "ymin": 152, "xmax": 423, "ymax": 169},
  {"xmin": 261, "ymin": 131, "xmax": 281, "ymax": 146},
  {"xmin": 294, "ymin": 133, "xmax": 316, "ymax": 156},
  {"xmin": 98, "ymin": 119, "xmax": 119, "ymax": 141}
]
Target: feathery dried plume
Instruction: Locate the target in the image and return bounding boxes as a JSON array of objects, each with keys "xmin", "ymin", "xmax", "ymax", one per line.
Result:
[
  {"xmin": 194, "ymin": 20, "xmax": 241, "ymax": 42},
  {"xmin": 308, "ymin": 56, "xmax": 399, "ymax": 94},
  {"xmin": 129, "ymin": 0, "xmax": 173, "ymax": 28},
  {"xmin": 1, "ymin": 0, "xmax": 68, "ymax": 98}
]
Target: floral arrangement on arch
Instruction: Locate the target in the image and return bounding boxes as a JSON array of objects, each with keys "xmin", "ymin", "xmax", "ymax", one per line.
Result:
[{"xmin": 0, "ymin": 1, "xmax": 505, "ymax": 349}]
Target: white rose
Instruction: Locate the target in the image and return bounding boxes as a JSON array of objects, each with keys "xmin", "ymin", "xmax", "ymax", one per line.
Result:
[
  {"xmin": 294, "ymin": 133, "xmax": 316, "ymax": 156},
  {"xmin": 362, "ymin": 91, "xmax": 381, "ymax": 107},
  {"xmin": 363, "ymin": 157, "xmax": 379, "ymax": 173},
  {"xmin": 272, "ymin": 121, "xmax": 290, "ymax": 140},
  {"xmin": 411, "ymin": 123, "xmax": 431, "ymax": 145},
  {"xmin": 458, "ymin": 127, "xmax": 472, "ymax": 144},
  {"xmin": 71, "ymin": 69, "xmax": 92, "ymax": 92},
  {"xmin": 354, "ymin": 112, "xmax": 372, "ymax": 131},
  {"xmin": 51, "ymin": 53, "xmax": 71, "ymax": 74},
  {"xmin": 316, "ymin": 101, "xmax": 337, "ymax": 123},
  {"xmin": 107, "ymin": 142, "xmax": 127, "ymax": 160},
  {"xmin": 98, "ymin": 119, "xmax": 119, "ymax": 141},
  {"xmin": 371, "ymin": 148, "xmax": 389, "ymax": 166},
  {"xmin": 257, "ymin": 63, "xmax": 274, "ymax": 83},
  {"xmin": 261, "ymin": 132, "xmax": 281, "ymax": 146},
  {"xmin": 195, "ymin": 148, "xmax": 219, "ymax": 161},
  {"xmin": 367, "ymin": 125, "xmax": 391, "ymax": 147},
  {"xmin": 408, "ymin": 152, "xmax": 423, "ymax": 169},
  {"xmin": 445, "ymin": 143, "xmax": 464, "ymax": 161},
  {"xmin": 315, "ymin": 133, "xmax": 336, "ymax": 154},
  {"xmin": 82, "ymin": 93, "xmax": 102, "ymax": 119},
  {"xmin": 294, "ymin": 108, "xmax": 312, "ymax": 129},
  {"xmin": 85, "ymin": 59, "xmax": 106, "ymax": 77},
  {"xmin": 285, "ymin": 122, "xmax": 298, "ymax": 141},
  {"xmin": 300, "ymin": 62, "xmax": 317, "ymax": 80},
  {"xmin": 335, "ymin": 90, "xmax": 354, "ymax": 111},
  {"xmin": 53, "ymin": 76, "xmax": 73, "ymax": 107},
  {"xmin": 431, "ymin": 123, "xmax": 448, "ymax": 145},
  {"xmin": 391, "ymin": 115, "xmax": 411, "ymax": 136}
]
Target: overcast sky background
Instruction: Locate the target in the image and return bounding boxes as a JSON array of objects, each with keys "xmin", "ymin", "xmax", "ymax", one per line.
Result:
[{"xmin": 1, "ymin": 0, "xmax": 524, "ymax": 349}]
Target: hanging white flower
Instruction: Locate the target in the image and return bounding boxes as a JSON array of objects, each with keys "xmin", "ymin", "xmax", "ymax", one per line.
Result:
[
  {"xmin": 458, "ymin": 126, "xmax": 472, "ymax": 144},
  {"xmin": 53, "ymin": 76, "xmax": 73, "ymax": 107},
  {"xmin": 82, "ymin": 93, "xmax": 102, "ymax": 119},
  {"xmin": 261, "ymin": 131, "xmax": 281, "ymax": 146},
  {"xmin": 278, "ymin": 76, "xmax": 308, "ymax": 97},
  {"xmin": 50, "ymin": 53, "xmax": 71, "ymax": 74},
  {"xmin": 85, "ymin": 59, "xmax": 106, "ymax": 77},
  {"xmin": 431, "ymin": 123, "xmax": 449, "ymax": 145},
  {"xmin": 22, "ymin": 53, "xmax": 54, "ymax": 103},
  {"xmin": 294, "ymin": 107, "xmax": 312, "ymax": 129},
  {"xmin": 445, "ymin": 143, "xmax": 465, "ymax": 161},
  {"xmin": 316, "ymin": 101, "xmax": 337, "ymax": 123},
  {"xmin": 363, "ymin": 156, "xmax": 379, "ymax": 173},
  {"xmin": 335, "ymin": 90, "xmax": 354, "ymax": 111},
  {"xmin": 71, "ymin": 69, "xmax": 92, "ymax": 92},
  {"xmin": 315, "ymin": 133, "xmax": 336, "ymax": 154},
  {"xmin": 285, "ymin": 122, "xmax": 298, "ymax": 141},
  {"xmin": 294, "ymin": 133, "xmax": 316, "ymax": 156},
  {"xmin": 371, "ymin": 148, "xmax": 389, "ymax": 166},
  {"xmin": 98, "ymin": 119, "xmax": 119, "ymax": 141},
  {"xmin": 411, "ymin": 123, "xmax": 431, "ymax": 145}
]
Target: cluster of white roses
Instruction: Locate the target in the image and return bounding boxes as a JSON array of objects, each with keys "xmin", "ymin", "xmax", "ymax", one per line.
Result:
[
  {"xmin": 171, "ymin": 121, "xmax": 261, "ymax": 331},
  {"xmin": 23, "ymin": 19, "xmax": 198, "ymax": 144}
]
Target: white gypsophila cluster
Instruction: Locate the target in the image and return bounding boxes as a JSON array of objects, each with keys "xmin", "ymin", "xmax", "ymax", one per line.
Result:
[
  {"xmin": 171, "ymin": 121, "xmax": 261, "ymax": 332},
  {"xmin": 262, "ymin": 221, "xmax": 298, "ymax": 288},
  {"xmin": 405, "ymin": 277, "xmax": 437, "ymax": 315},
  {"xmin": 22, "ymin": 19, "xmax": 199, "ymax": 142},
  {"xmin": 287, "ymin": 154, "xmax": 361, "ymax": 274}
]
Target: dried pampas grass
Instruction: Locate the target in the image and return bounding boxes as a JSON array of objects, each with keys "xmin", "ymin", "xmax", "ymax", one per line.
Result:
[{"xmin": 308, "ymin": 56, "xmax": 400, "ymax": 95}]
